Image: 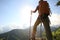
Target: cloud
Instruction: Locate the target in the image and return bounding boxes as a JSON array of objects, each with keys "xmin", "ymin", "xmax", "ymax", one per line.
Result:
[
  {"xmin": 0, "ymin": 27, "xmax": 3, "ymax": 33},
  {"xmin": 0, "ymin": 25, "xmax": 4, "ymax": 33},
  {"xmin": 49, "ymin": 13, "xmax": 60, "ymax": 25}
]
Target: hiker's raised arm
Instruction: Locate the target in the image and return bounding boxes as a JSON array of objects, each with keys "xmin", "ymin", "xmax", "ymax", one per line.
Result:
[{"xmin": 31, "ymin": 6, "xmax": 38, "ymax": 13}]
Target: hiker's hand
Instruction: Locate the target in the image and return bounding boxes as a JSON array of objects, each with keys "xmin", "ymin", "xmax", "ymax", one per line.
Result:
[
  {"xmin": 31, "ymin": 10, "xmax": 35, "ymax": 15},
  {"xmin": 49, "ymin": 13, "xmax": 52, "ymax": 17},
  {"xmin": 49, "ymin": 14, "xmax": 51, "ymax": 17},
  {"xmin": 31, "ymin": 10, "xmax": 35, "ymax": 13},
  {"xmin": 31, "ymin": 10, "xmax": 33, "ymax": 15}
]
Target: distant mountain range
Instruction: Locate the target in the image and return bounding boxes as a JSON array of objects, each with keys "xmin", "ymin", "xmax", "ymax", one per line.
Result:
[
  {"xmin": 0, "ymin": 25, "xmax": 60, "ymax": 34},
  {"xmin": 0, "ymin": 25, "xmax": 60, "ymax": 40},
  {"xmin": 0, "ymin": 29, "xmax": 29, "ymax": 40}
]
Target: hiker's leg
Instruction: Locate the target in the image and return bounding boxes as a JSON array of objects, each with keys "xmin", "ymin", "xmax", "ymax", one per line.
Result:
[
  {"xmin": 32, "ymin": 17, "xmax": 41, "ymax": 39},
  {"xmin": 43, "ymin": 17, "xmax": 53, "ymax": 40}
]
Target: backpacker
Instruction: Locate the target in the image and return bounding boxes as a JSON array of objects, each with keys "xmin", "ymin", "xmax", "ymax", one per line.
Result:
[{"xmin": 39, "ymin": 1, "xmax": 50, "ymax": 16}]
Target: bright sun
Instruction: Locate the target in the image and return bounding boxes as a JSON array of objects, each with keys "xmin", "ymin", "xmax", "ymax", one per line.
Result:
[
  {"xmin": 20, "ymin": 5, "xmax": 33, "ymax": 29},
  {"xmin": 10, "ymin": 5, "xmax": 38, "ymax": 29}
]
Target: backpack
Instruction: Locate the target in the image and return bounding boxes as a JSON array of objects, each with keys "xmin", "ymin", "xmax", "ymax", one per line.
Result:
[{"xmin": 39, "ymin": 1, "xmax": 50, "ymax": 16}]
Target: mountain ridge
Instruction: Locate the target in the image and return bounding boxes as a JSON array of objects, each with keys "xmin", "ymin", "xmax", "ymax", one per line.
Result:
[{"xmin": 0, "ymin": 26, "xmax": 60, "ymax": 40}]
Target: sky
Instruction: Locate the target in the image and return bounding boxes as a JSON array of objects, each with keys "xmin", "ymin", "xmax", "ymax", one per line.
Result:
[{"xmin": 0, "ymin": 0, "xmax": 60, "ymax": 30}]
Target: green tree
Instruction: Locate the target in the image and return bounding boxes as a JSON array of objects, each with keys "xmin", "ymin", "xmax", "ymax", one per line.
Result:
[
  {"xmin": 53, "ymin": 27, "xmax": 60, "ymax": 40},
  {"xmin": 56, "ymin": 1, "xmax": 60, "ymax": 6}
]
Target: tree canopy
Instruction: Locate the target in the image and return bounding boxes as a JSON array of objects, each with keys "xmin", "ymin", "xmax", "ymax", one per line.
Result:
[{"xmin": 56, "ymin": 1, "xmax": 60, "ymax": 6}]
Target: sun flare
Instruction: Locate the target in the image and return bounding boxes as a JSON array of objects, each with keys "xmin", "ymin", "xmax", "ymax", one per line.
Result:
[{"xmin": 20, "ymin": 5, "xmax": 33, "ymax": 28}]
